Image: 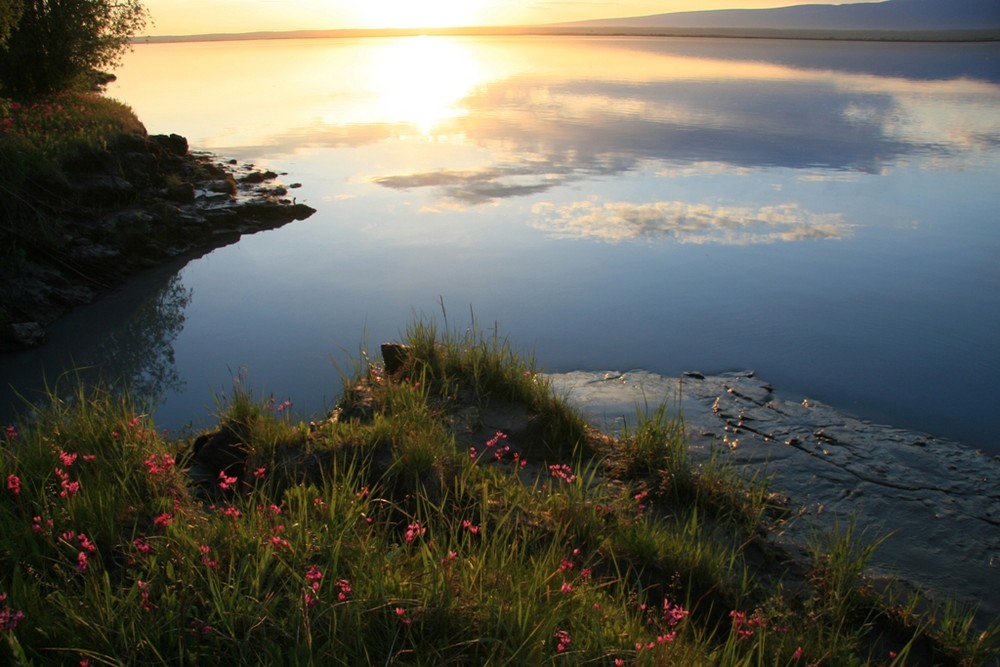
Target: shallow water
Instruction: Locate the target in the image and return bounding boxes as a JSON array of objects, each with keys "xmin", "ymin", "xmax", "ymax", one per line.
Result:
[{"xmin": 2, "ymin": 36, "xmax": 999, "ymax": 452}]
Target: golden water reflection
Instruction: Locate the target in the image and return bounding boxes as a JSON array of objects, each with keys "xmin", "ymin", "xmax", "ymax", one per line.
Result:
[{"xmin": 109, "ymin": 35, "xmax": 1000, "ymax": 247}]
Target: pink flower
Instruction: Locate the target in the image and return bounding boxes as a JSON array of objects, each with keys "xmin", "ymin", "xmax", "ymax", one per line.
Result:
[
  {"xmin": 462, "ymin": 520, "xmax": 479, "ymax": 534},
  {"xmin": 395, "ymin": 607, "xmax": 412, "ymax": 625},
  {"xmin": 548, "ymin": 463, "xmax": 576, "ymax": 484},
  {"xmin": 137, "ymin": 580, "xmax": 154, "ymax": 610},
  {"xmin": 0, "ymin": 592, "xmax": 25, "ymax": 631},
  {"xmin": 54, "ymin": 468, "xmax": 80, "ymax": 498},
  {"xmin": 217, "ymin": 470, "xmax": 237, "ymax": 490},
  {"xmin": 560, "ymin": 582, "xmax": 573, "ymax": 594},
  {"xmin": 404, "ymin": 521, "xmax": 425, "ymax": 544},
  {"xmin": 77, "ymin": 533, "xmax": 97, "ymax": 553},
  {"xmin": 553, "ymin": 629, "xmax": 572, "ymax": 652},
  {"xmin": 253, "ymin": 467, "xmax": 267, "ymax": 479},
  {"xmin": 5, "ymin": 474, "xmax": 20, "ymax": 496},
  {"xmin": 144, "ymin": 454, "xmax": 175, "ymax": 476},
  {"xmin": 199, "ymin": 545, "xmax": 217, "ymax": 568},
  {"xmin": 153, "ymin": 512, "xmax": 173, "ymax": 528},
  {"xmin": 792, "ymin": 646, "xmax": 804, "ymax": 660},
  {"xmin": 3, "ymin": 425, "xmax": 18, "ymax": 440},
  {"xmin": 486, "ymin": 431, "xmax": 507, "ymax": 448},
  {"xmin": 58, "ymin": 450, "xmax": 78, "ymax": 467},
  {"xmin": 336, "ymin": 579, "xmax": 352, "ymax": 601},
  {"xmin": 76, "ymin": 551, "xmax": 89, "ymax": 571},
  {"xmin": 133, "ymin": 538, "xmax": 152, "ymax": 554}
]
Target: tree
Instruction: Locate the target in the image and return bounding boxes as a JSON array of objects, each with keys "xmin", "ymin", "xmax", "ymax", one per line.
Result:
[
  {"xmin": 0, "ymin": 0, "xmax": 24, "ymax": 47},
  {"xmin": 0, "ymin": 0, "xmax": 148, "ymax": 98}
]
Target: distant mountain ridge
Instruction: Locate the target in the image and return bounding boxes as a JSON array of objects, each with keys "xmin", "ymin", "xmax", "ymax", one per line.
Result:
[{"xmin": 565, "ymin": 0, "xmax": 1000, "ymax": 31}]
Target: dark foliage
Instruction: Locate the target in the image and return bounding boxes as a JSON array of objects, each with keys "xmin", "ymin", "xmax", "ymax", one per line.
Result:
[{"xmin": 0, "ymin": 0, "xmax": 147, "ymax": 98}]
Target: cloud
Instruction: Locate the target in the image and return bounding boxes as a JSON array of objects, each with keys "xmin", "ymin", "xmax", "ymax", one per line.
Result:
[
  {"xmin": 372, "ymin": 163, "xmax": 586, "ymax": 205},
  {"xmin": 531, "ymin": 199, "xmax": 853, "ymax": 245}
]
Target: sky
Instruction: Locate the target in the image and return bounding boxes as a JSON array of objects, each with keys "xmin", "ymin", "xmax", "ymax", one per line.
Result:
[{"xmin": 142, "ymin": 0, "xmax": 880, "ymax": 36}]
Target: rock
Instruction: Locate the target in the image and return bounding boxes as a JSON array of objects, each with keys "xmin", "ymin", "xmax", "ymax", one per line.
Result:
[
  {"xmin": 8, "ymin": 322, "xmax": 46, "ymax": 348},
  {"xmin": 381, "ymin": 342, "xmax": 412, "ymax": 376},
  {"xmin": 0, "ymin": 130, "xmax": 316, "ymax": 351},
  {"xmin": 239, "ymin": 170, "xmax": 278, "ymax": 184},
  {"xmin": 75, "ymin": 174, "xmax": 135, "ymax": 205},
  {"xmin": 547, "ymin": 369, "xmax": 1000, "ymax": 632},
  {"xmin": 166, "ymin": 181, "xmax": 196, "ymax": 203},
  {"xmin": 151, "ymin": 133, "xmax": 188, "ymax": 156}
]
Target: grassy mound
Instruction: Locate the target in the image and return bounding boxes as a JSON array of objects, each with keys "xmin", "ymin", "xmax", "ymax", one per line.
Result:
[{"xmin": 1, "ymin": 320, "xmax": 996, "ymax": 665}]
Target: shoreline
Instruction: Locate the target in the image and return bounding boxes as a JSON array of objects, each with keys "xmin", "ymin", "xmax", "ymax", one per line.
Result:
[
  {"xmin": 0, "ymin": 131, "xmax": 315, "ymax": 351},
  {"xmin": 135, "ymin": 26, "xmax": 1000, "ymax": 45}
]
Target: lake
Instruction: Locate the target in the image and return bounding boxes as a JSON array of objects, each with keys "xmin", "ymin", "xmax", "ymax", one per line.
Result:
[{"xmin": 2, "ymin": 35, "xmax": 999, "ymax": 453}]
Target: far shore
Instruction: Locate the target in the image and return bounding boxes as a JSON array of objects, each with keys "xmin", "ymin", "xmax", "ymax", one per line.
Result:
[{"xmin": 135, "ymin": 25, "xmax": 1000, "ymax": 45}]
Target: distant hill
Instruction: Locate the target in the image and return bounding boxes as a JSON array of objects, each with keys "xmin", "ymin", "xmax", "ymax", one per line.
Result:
[{"xmin": 564, "ymin": 0, "xmax": 1000, "ymax": 32}]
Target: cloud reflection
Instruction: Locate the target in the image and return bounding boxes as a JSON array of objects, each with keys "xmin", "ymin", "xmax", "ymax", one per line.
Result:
[{"xmin": 531, "ymin": 199, "xmax": 852, "ymax": 245}]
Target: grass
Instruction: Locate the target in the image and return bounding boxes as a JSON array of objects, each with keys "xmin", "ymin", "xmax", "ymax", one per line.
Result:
[
  {"xmin": 0, "ymin": 91, "xmax": 145, "ymax": 264},
  {"xmin": 1, "ymin": 318, "xmax": 997, "ymax": 665}
]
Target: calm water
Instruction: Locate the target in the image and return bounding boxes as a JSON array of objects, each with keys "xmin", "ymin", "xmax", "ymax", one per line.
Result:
[{"xmin": 2, "ymin": 36, "xmax": 999, "ymax": 452}]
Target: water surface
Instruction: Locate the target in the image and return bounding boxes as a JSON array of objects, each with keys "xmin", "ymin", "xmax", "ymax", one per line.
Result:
[{"xmin": 2, "ymin": 36, "xmax": 998, "ymax": 452}]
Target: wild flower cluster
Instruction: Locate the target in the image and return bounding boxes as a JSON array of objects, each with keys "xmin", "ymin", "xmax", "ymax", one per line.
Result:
[
  {"xmin": 0, "ymin": 91, "xmax": 143, "ymax": 161},
  {"xmin": 1, "ymin": 344, "xmax": 992, "ymax": 666}
]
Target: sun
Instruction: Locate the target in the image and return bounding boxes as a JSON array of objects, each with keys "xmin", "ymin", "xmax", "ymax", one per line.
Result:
[{"xmin": 352, "ymin": 0, "xmax": 490, "ymax": 29}]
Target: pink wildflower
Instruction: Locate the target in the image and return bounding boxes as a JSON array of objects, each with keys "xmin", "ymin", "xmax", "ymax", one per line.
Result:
[
  {"xmin": 0, "ymin": 592, "xmax": 25, "ymax": 631},
  {"xmin": 153, "ymin": 512, "xmax": 173, "ymax": 528},
  {"xmin": 3, "ymin": 425, "xmax": 18, "ymax": 440},
  {"xmin": 462, "ymin": 519, "xmax": 479, "ymax": 534},
  {"xmin": 335, "ymin": 579, "xmax": 351, "ymax": 601},
  {"xmin": 560, "ymin": 582, "xmax": 574, "ymax": 594},
  {"xmin": 662, "ymin": 599, "xmax": 688, "ymax": 627},
  {"xmin": 217, "ymin": 470, "xmax": 237, "ymax": 490},
  {"xmin": 144, "ymin": 454, "xmax": 175, "ymax": 476},
  {"xmin": 54, "ymin": 468, "xmax": 80, "ymax": 498},
  {"xmin": 137, "ymin": 580, "xmax": 153, "ymax": 610},
  {"xmin": 548, "ymin": 463, "xmax": 576, "ymax": 484},
  {"xmin": 792, "ymin": 646, "xmax": 804, "ymax": 660},
  {"xmin": 58, "ymin": 450, "xmax": 78, "ymax": 467},
  {"xmin": 395, "ymin": 607, "xmax": 412, "ymax": 625},
  {"xmin": 253, "ymin": 467, "xmax": 267, "ymax": 479},
  {"xmin": 199, "ymin": 545, "xmax": 217, "ymax": 568},
  {"xmin": 553, "ymin": 629, "xmax": 572, "ymax": 652},
  {"xmin": 5, "ymin": 474, "xmax": 20, "ymax": 496},
  {"xmin": 404, "ymin": 521, "xmax": 425, "ymax": 544},
  {"xmin": 77, "ymin": 533, "xmax": 97, "ymax": 553},
  {"xmin": 486, "ymin": 431, "xmax": 507, "ymax": 448},
  {"xmin": 133, "ymin": 538, "xmax": 152, "ymax": 554}
]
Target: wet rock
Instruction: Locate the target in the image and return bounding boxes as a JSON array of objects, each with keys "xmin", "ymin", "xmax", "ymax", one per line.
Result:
[
  {"xmin": 547, "ymin": 369, "xmax": 1000, "ymax": 631},
  {"xmin": 239, "ymin": 170, "xmax": 278, "ymax": 184},
  {"xmin": 7, "ymin": 322, "xmax": 46, "ymax": 349}
]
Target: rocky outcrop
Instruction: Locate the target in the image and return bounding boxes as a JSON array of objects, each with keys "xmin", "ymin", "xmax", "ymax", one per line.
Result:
[
  {"xmin": 548, "ymin": 369, "xmax": 1000, "ymax": 631},
  {"xmin": 0, "ymin": 131, "xmax": 316, "ymax": 351}
]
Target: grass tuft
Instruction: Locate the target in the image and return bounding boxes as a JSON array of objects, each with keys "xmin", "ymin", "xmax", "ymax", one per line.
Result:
[{"xmin": 0, "ymin": 320, "xmax": 994, "ymax": 665}]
